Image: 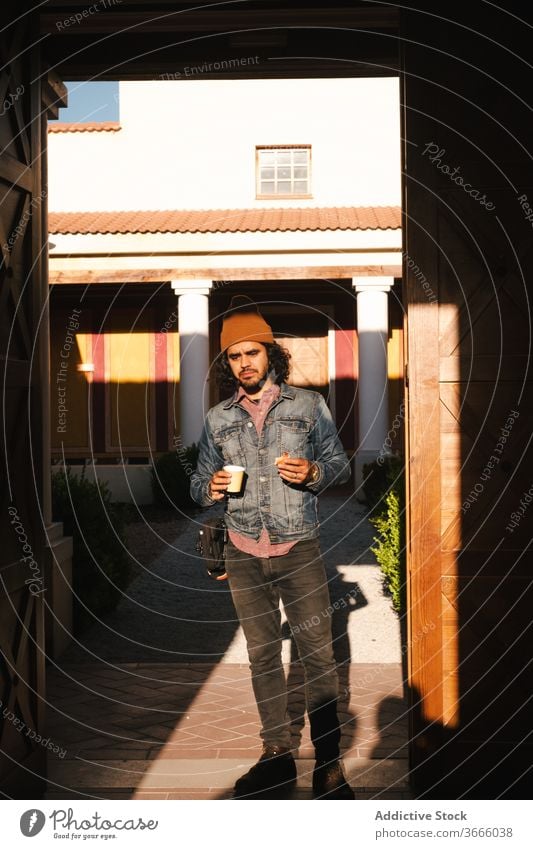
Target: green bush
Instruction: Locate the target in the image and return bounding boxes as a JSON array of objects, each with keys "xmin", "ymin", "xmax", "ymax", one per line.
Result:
[
  {"xmin": 362, "ymin": 453, "xmax": 404, "ymax": 517},
  {"xmin": 51, "ymin": 467, "xmax": 133, "ymax": 634},
  {"xmin": 151, "ymin": 443, "xmax": 199, "ymax": 509},
  {"xmin": 363, "ymin": 456, "xmax": 406, "ymax": 614},
  {"xmin": 370, "ymin": 488, "xmax": 405, "ymax": 612}
]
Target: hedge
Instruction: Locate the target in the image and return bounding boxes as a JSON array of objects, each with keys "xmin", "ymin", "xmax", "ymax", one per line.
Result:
[
  {"xmin": 363, "ymin": 455, "xmax": 406, "ymax": 614},
  {"xmin": 51, "ymin": 467, "xmax": 133, "ymax": 634},
  {"xmin": 151, "ymin": 442, "xmax": 199, "ymax": 509}
]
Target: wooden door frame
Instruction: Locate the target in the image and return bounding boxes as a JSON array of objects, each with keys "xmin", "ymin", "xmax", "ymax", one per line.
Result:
[{"xmin": 5, "ymin": 0, "xmax": 529, "ymax": 799}]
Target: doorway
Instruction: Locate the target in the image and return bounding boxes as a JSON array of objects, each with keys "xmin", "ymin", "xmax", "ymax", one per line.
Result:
[{"xmin": 2, "ymin": 1, "xmax": 532, "ymax": 800}]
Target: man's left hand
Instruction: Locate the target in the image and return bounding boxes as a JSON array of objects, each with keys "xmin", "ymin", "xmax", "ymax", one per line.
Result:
[{"xmin": 275, "ymin": 454, "xmax": 315, "ymax": 485}]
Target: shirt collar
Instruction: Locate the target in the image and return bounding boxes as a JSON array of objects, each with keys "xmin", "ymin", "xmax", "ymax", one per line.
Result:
[
  {"xmin": 223, "ymin": 381, "xmax": 294, "ymax": 409},
  {"xmin": 234, "ymin": 383, "xmax": 280, "ymax": 405}
]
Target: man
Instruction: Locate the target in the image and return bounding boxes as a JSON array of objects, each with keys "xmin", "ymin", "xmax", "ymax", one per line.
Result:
[{"xmin": 191, "ymin": 297, "xmax": 354, "ymax": 800}]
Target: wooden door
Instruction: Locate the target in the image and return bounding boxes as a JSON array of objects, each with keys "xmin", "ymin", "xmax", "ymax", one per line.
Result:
[
  {"xmin": 402, "ymin": 4, "xmax": 533, "ymax": 797},
  {"xmin": 0, "ymin": 4, "xmax": 48, "ymax": 797},
  {"xmin": 273, "ymin": 312, "xmax": 330, "ymax": 400}
]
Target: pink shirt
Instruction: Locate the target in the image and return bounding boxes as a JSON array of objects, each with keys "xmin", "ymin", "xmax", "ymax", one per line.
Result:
[{"xmin": 228, "ymin": 384, "xmax": 297, "ymax": 558}]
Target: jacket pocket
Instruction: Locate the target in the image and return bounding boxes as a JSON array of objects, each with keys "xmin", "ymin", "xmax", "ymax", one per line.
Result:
[
  {"xmin": 276, "ymin": 418, "xmax": 313, "ymax": 459},
  {"xmin": 213, "ymin": 425, "xmax": 245, "ymax": 466}
]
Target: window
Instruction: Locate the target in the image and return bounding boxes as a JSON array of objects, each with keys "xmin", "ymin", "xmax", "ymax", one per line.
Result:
[{"xmin": 256, "ymin": 146, "xmax": 312, "ymax": 198}]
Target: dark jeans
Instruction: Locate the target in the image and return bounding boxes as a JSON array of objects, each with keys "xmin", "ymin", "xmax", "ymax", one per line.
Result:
[{"xmin": 225, "ymin": 536, "xmax": 341, "ymax": 758}]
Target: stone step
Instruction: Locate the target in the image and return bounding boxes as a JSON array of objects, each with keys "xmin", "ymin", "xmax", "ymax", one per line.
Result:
[
  {"xmin": 45, "ymin": 788, "xmax": 414, "ymax": 800},
  {"xmin": 46, "ymin": 521, "xmax": 68, "ymax": 544},
  {"xmin": 46, "ymin": 757, "xmax": 410, "ymax": 797}
]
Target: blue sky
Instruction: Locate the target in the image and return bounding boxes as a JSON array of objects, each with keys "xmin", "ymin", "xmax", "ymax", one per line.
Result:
[{"xmin": 57, "ymin": 81, "xmax": 119, "ymax": 122}]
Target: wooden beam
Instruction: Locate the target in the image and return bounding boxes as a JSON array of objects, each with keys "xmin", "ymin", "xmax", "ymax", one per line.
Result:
[
  {"xmin": 439, "ymin": 355, "xmax": 533, "ymax": 383},
  {"xmin": 401, "ymin": 14, "xmax": 445, "ymax": 749},
  {"xmin": 40, "ymin": 6, "xmax": 399, "ymax": 35},
  {"xmin": 52, "ymin": 57, "xmax": 399, "ymax": 82},
  {"xmin": 49, "ymin": 265, "xmax": 403, "ymax": 284},
  {"xmin": 41, "ymin": 67, "xmax": 68, "ymax": 119},
  {"xmin": 0, "ymin": 153, "xmax": 33, "ymax": 193},
  {"xmin": 0, "ymin": 356, "xmax": 31, "ymax": 386}
]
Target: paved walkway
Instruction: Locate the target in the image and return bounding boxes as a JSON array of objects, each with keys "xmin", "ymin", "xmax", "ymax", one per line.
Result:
[{"xmin": 45, "ymin": 488, "xmax": 412, "ymax": 799}]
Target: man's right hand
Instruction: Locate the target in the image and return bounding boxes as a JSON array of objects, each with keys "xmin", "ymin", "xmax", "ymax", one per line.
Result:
[{"xmin": 208, "ymin": 469, "xmax": 232, "ymax": 501}]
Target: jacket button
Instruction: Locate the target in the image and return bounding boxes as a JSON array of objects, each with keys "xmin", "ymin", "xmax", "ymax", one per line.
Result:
[
  {"xmin": 259, "ymin": 476, "xmax": 266, "ymax": 482},
  {"xmin": 247, "ymin": 421, "xmax": 253, "ymax": 427}
]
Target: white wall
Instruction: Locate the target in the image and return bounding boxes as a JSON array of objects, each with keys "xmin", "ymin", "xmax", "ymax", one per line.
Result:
[{"xmin": 49, "ymin": 78, "xmax": 401, "ymax": 212}]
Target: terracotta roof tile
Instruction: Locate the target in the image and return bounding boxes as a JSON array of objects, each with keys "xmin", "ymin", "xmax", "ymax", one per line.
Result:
[
  {"xmin": 48, "ymin": 122, "xmax": 121, "ymax": 133},
  {"xmin": 49, "ymin": 207, "xmax": 401, "ymax": 235}
]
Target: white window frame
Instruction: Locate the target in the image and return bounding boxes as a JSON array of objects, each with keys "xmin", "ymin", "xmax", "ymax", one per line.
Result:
[{"xmin": 255, "ymin": 145, "xmax": 312, "ymax": 199}]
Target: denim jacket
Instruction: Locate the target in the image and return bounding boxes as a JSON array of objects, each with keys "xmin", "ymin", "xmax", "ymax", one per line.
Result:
[{"xmin": 190, "ymin": 383, "xmax": 351, "ymax": 543}]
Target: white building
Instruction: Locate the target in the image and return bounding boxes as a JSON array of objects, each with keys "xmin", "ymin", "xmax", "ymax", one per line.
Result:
[{"xmin": 48, "ymin": 78, "xmax": 403, "ymax": 501}]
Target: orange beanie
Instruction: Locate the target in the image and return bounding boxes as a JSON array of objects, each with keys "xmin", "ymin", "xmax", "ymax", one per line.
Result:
[{"xmin": 220, "ymin": 297, "xmax": 274, "ymax": 351}]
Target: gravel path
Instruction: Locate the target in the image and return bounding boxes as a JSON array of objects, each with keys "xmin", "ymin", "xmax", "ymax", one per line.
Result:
[{"xmin": 61, "ymin": 487, "xmax": 403, "ymax": 665}]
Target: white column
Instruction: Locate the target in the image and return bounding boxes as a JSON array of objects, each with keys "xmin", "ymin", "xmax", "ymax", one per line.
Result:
[
  {"xmin": 171, "ymin": 280, "xmax": 213, "ymax": 446},
  {"xmin": 353, "ymin": 276, "xmax": 393, "ymax": 492}
]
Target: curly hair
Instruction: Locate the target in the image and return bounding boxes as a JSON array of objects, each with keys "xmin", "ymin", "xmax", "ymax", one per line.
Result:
[{"xmin": 215, "ymin": 341, "xmax": 291, "ymax": 393}]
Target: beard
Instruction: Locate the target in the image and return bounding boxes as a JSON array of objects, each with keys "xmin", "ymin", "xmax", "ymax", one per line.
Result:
[
  {"xmin": 238, "ymin": 375, "xmax": 264, "ymax": 395},
  {"xmin": 238, "ymin": 368, "xmax": 269, "ymax": 395}
]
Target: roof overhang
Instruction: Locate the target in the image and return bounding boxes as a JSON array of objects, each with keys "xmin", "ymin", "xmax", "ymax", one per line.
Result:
[
  {"xmin": 40, "ymin": 2, "xmax": 400, "ymax": 81},
  {"xmin": 48, "ymin": 211, "xmax": 402, "ymax": 284}
]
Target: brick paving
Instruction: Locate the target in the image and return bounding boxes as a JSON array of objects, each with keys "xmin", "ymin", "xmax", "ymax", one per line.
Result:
[
  {"xmin": 45, "ymin": 489, "xmax": 412, "ymax": 799},
  {"xmin": 45, "ymin": 661, "xmax": 411, "ymax": 799}
]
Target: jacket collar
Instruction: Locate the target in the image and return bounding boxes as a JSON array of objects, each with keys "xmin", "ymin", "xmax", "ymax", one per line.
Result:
[{"xmin": 222, "ymin": 381, "xmax": 295, "ymax": 409}]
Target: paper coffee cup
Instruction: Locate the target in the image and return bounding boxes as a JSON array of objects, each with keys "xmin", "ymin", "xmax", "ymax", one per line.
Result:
[{"xmin": 223, "ymin": 465, "xmax": 245, "ymax": 493}]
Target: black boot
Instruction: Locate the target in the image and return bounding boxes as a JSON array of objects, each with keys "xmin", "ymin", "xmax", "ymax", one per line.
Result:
[
  {"xmin": 312, "ymin": 758, "xmax": 355, "ymax": 799},
  {"xmin": 308, "ymin": 699, "xmax": 342, "ymax": 762},
  {"xmin": 308, "ymin": 700, "xmax": 354, "ymax": 799},
  {"xmin": 233, "ymin": 745, "xmax": 297, "ymax": 799}
]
